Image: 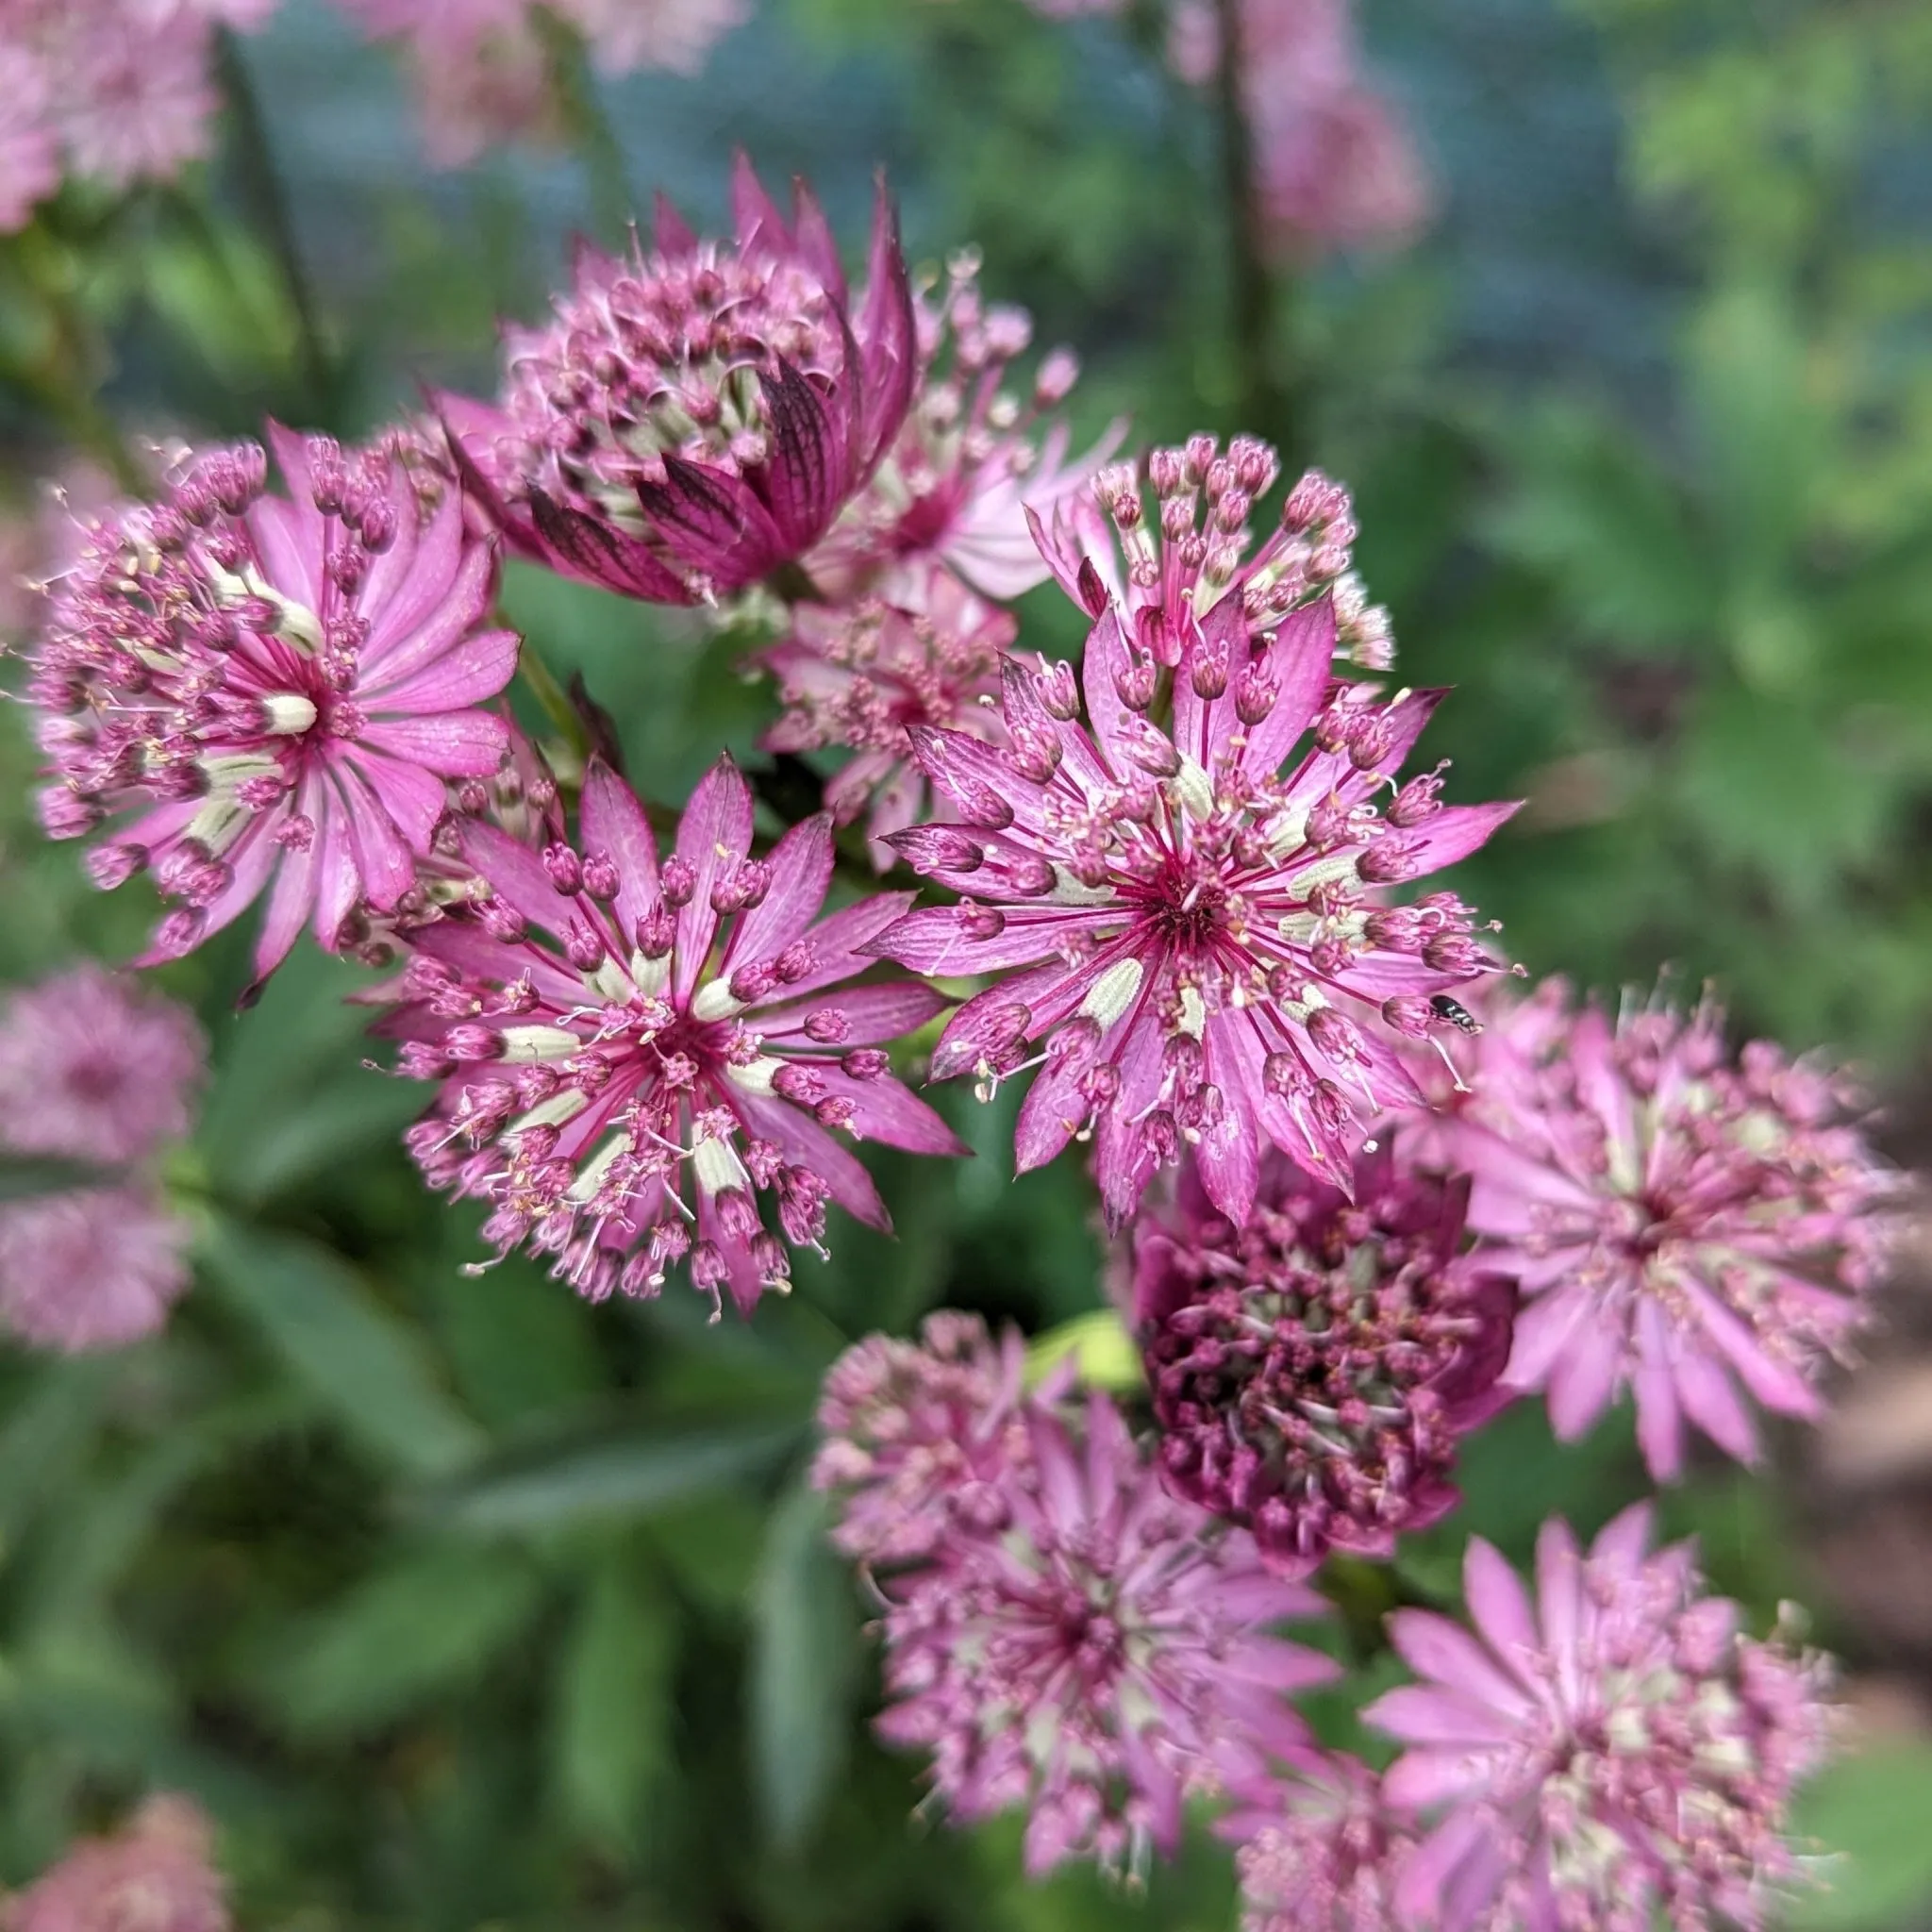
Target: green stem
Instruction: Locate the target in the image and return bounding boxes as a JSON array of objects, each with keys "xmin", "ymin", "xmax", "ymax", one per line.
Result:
[
  {"xmin": 1210, "ymin": 0, "xmax": 1292, "ymax": 441},
  {"xmin": 214, "ymin": 28, "xmax": 333, "ymax": 411},
  {"xmin": 533, "ymin": 9, "xmax": 635, "ymax": 236}
]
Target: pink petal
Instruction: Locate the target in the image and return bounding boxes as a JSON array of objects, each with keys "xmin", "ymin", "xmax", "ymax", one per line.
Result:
[
  {"xmin": 1462, "ymin": 1537, "xmax": 1541, "ymax": 1672},
  {"xmin": 358, "ymin": 710, "xmax": 508, "ymax": 779},
  {"xmin": 358, "ymin": 533, "xmax": 498, "ymax": 688},
  {"xmin": 462, "ymin": 819, "xmax": 573, "ymax": 935},
  {"xmin": 1633, "ymin": 1295, "xmax": 1688, "ymax": 1480},
  {"xmin": 1544, "ymin": 1320, "xmax": 1623, "ymax": 1441},
  {"xmin": 362, "ymin": 625, "xmax": 519, "ymax": 717},
  {"xmin": 1365, "ymin": 1682, "xmax": 1517, "ymax": 1748},
  {"xmin": 1388, "ymin": 1611, "xmax": 1535, "ymax": 1719},
  {"xmin": 725, "ymin": 813, "xmax": 832, "ymax": 969},
  {"xmin": 1671, "ymin": 1346, "xmax": 1761, "ymax": 1465},
  {"xmin": 579, "ymin": 758, "xmax": 660, "ymax": 933},
  {"xmin": 819, "ymin": 1071, "xmax": 968, "ymax": 1157},
  {"xmin": 758, "ymin": 982, "xmax": 949, "ymax": 1046},
  {"xmin": 1239, "ymin": 594, "xmax": 1338, "ymax": 779},
  {"xmin": 672, "ymin": 758, "xmax": 755, "ymax": 1001}
]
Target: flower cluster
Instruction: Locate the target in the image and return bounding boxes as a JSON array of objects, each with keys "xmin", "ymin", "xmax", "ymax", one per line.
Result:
[
  {"xmin": 1439, "ymin": 978, "xmax": 1898, "ymax": 1479},
  {"xmin": 2, "ymin": 1792, "xmax": 229, "ymax": 1932},
  {"xmin": 14, "ymin": 141, "xmax": 1874, "ymax": 1921},
  {"xmin": 28, "ymin": 425, "xmax": 520, "ymax": 990},
  {"xmin": 1366, "ymin": 1508, "xmax": 1833, "ymax": 1930},
  {"xmin": 0, "ymin": 965, "xmax": 205, "ymax": 1353},
  {"xmin": 1133, "ymin": 1142, "xmax": 1516, "ymax": 1573},
  {"xmin": 818, "ymin": 1340, "xmax": 1337, "ymax": 1878},
  {"xmin": 386, "ymin": 756, "xmax": 962, "ymax": 1310}
]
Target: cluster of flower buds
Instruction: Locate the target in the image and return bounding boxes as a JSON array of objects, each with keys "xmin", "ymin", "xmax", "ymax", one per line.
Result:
[{"xmin": 11, "ymin": 147, "xmax": 1894, "ymax": 1925}]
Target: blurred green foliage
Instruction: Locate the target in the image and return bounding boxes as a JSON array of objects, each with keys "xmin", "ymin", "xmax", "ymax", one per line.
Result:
[{"xmin": 0, "ymin": 0, "xmax": 1928, "ymax": 1925}]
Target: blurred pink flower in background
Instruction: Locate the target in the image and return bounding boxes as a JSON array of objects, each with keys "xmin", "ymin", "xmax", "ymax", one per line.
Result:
[
  {"xmin": 1170, "ymin": 0, "xmax": 1431, "ymax": 256},
  {"xmin": 0, "ymin": 962, "xmax": 206, "ymax": 1167},
  {"xmin": 1366, "ymin": 1508, "xmax": 1833, "ymax": 1932},
  {"xmin": 0, "ymin": 1186, "xmax": 193, "ymax": 1352},
  {"xmin": 2, "ymin": 1793, "xmax": 228, "ymax": 1932},
  {"xmin": 338, "ymin": 0, "xmax": 748, "ymax": 166}
]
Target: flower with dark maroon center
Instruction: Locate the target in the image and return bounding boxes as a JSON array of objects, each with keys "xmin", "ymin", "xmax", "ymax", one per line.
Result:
[{"xmin": 1131, "ymin": 1141, "xmax": 1516, "ymax": 1574}]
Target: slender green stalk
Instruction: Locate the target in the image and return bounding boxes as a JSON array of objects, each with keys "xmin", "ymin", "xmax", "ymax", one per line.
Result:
[
  {"xmin": 1210, "ymin": 0, "xmax": 1293, "ymax": 442},
  {"xmin": 533, "ymin": 8, "xmax": 636, "ymax": 237},
  {"xmin": 215, "ymin": 28, "xmax": 334, "ymax": 411}
]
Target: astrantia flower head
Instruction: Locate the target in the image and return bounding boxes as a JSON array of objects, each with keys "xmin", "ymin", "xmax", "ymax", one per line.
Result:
[
  {"xmin": 813, "ymin": 1309, "xmax": 1032, "ymax": 1565},
  {"xmin": 808, "ymin": 249, "xmax": 1115, "ymax": 601},
  {"xmin": 5, "ymin": 1791, "xmax": 228, "ymax": 1932},
  {"xmin": 1365, "ymin": 1507, "xmax": 1835, "ymax": 1932},
  {"xmin": 1222, "ymin": 1748, "xmax": 1416, "ymax": 1932},
  {"xmin": 1444, "ymin": 978, "xmax": 1897, "ymax": 1480},
  {"xmin": 1033, "ymin": 437, "xmax": 1394, "ymax": 670},
  {"xmin": 874, "ymin": 1390, "xmax": 1337, "ymax": 1877},
  {"xmin": 0, "ymin": 1185, "xmax": 192, "ymax": 1353},
  {"xmin": 868, "ymin": 554, "xmax": 1517, "ymax": 1228},
  {"xmin": 27, "ymin": 426, "xmax": 518, "ymax": 990},
  {"xmin": 442, "ymin": 154, "xmax": 917, "ymax": 604},
  {"xmin": 758, "ymin": 563, "xmax": 1012, "ymax": 857},
  {"xmin": 388, "ymin": 756, "xmax": 964, "ymax": 1312},
  {"xmin": 0, "ymin": 963, "xmax": 205, "ymax": 1167},
  {"xmin": 1134, "ymin": 1141, "xmax": 1515, "ymax": 1573}
]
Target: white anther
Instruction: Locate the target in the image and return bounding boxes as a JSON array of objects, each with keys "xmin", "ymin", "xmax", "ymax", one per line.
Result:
[
  {"xmin": 499, "ymin": 1024, "xmax": 583, "ymax": 1063},
  {"xmin": 508, "ymin": 1089, "xmax": 591, "ymax": 1135},
  {"xmin": 691, "ymin": 979, "xmax": 745, "ymax": 1023},
  {"xmin": 566, "ymin": 1132, "xmax": 632, "ymax": 1204},
  {"xmin": 260, "ymin": 692, "xmax": 318, "ymax": 737},
  {"xmin": 724, "ymin": 1057, "xmax": 785, "ymax": 1097},
  {"xmin": 1078, "ymin": 957, "xmax": 1144, "ymax": 1029}
]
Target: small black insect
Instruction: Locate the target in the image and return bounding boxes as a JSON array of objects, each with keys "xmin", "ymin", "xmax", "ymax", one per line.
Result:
[{"xmin": 1429, "ymin": 994, "xmax": 1483, "ymax": 1036}]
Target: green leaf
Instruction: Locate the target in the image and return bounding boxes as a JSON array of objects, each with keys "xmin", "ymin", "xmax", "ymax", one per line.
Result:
[
  {"xmin": 1788, "ymin": 1743, "xmax": 1932, "ymax": 1931},
  {"xmin": 749, "ymin": 1481, "xmax": 859, "ymax": 1854},
  {"xmin": 1024, "ymin": 1308, "xmax": 1141, "ymax": 1393},
  {"xmin": 0, "ymin": 1156, "xmax": 111, "ymax": 1202},
  {"xmin": 272, "ymin": 1542, "xmax": 545, "ymax": 1739},
  {"xmin": 553, "ymin": 1546, "xmax": 677, "ymax": 1859},
  {"xmin": 421, "ymin": 1420, "xmax": 803, "ymax": 1535},
  {"xmin": 0, "ymin": 1357, "xmax": 119, "ymax": 1552},
  {"xmin": 198, "ymin": 1216, "xmax": 482, "ymax": 1478}
]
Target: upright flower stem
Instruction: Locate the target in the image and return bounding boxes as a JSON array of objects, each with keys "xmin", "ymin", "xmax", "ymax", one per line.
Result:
[
  {"xmin": 214, "ymin": 29, "xmax": 334, "ymax": 413},
  {"xmin": 1210, "ymin": 0, "xmax": 1292, "ymax": 443},
  {"xmin": 533, "ymin": 8, "xmax": 636, "ymax": 236}
]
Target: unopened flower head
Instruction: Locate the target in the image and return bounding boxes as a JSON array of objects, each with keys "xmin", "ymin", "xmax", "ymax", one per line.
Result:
[
  {"xmin": 1224, "ymin": 1750, "xmax": 1415, "ymax": 1932},
  {"xmin": 758, "ymin": 563, "xmax": 1013, "ymax": 858},
  {"xmin": 809, "ymin": 248, "xmax": 1117, "ymax": 601},
  {"xmin": 389, "ymin": 757, "xmax": 963, "ymax": 1312},
  {"xmin": 813, "ymin": 1309, "xmax": 1033, "ymax": 1565},
  {"xmin": 874, "ymin": 1390, "xmax": 1336, "ymax": 1877},
  {"xmin": 1032, "ymin": 437, "xmax": 1394, "ymax": 669},
  {"xmin": 4, "ymin": 1791, "xmax": 228, "ymax": 1932},
  {"xmin": 0, "ymin": 1185, "xmax": 192, "ymax": 1353},
  {"xmin": 27, "ymin": 426, "xmax": 518, "ymax": 990},
  {"xmin": 867, "ymin": 558, "xmax": 1517, "ymax": 1228},
  {"xmin": 1366, "ymin": 1507, "xmax": 1835, "ymax": 1932},
  {"xmin": 1445, "ymin": 978, "xmax": 1897, "ymax": 1480},
  {"xmin": 1134, "ymin": 1142, "xmax": 1515, "ymax": 1572},
  {"xmin": 0, "ymin": 963, "xmax": 205, "ymax": 1166},
  {"xmin": 441, "ymin": 154, "xmax": 916, "ymax": 604}
]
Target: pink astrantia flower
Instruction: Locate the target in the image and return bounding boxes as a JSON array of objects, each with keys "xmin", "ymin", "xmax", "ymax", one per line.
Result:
[
  {"xmin": 808, "ymin": 250, "xmax": 1117, "ymax": 602},
  {"xmin": 0, "ymin": 963, "xmax": 206, "ymax": 1167},
  {"xmin": 1219, "ymin": 1747, "xmax": 1416, "ymax": 1932},
  {"xmin": 385, "ymin": 756, "xmax": 964, "ymax": 1312},
  {"xmin": 867, "ymin": 538, "xmax": 1517, "ymax": 1228},
  {"xmin": 440, "ymin": 155, "xmax": 917, "ymax": 604},
  {"xmin": 5, "ymin": 1792, "xmax": 228, "ymax": 1932},
  {"xmin": 0, "ymin": 1185, "xmax": 192, "ymax": 1352},
  {"xmin": 26, "ymin": 427, "xmax": 518, "ymax": 990},
  {"xmin": 813, "ymin": 1309, "xmax": 1032, "ymax": 1565},
  {"xmin": 1032, "ymin": 438, "xmax": 1395, "ymax": 670},
  {"xmin": 1443, "ymin": 978, "xmax": 1896, "ymax": 1480},
  {"xmin": 874, "ymin": 1389, "xmax": 1337, "ymax": 1877},
  {"xmin": 757, "ymin": 563, "xmax": 1013, "ymax": 858},
  {"xmin": 1133, "ymin": 1142, "xmax": 1515, "ymax": 1573},
  {"xmin": 1365, "ymin": 1508, "xmax": 1835, "ymax": 1932},
  {"xmin": 0, "ymin": 45, "xmax": 58, "ymax": 232}
]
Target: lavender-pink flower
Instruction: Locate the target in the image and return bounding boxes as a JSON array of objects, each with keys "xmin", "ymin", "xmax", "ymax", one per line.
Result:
[
  {"xmin": 813, "ymin": 1309, "xmax": 1031, "ymax": 1565},
  {"xmin": 757, "ymin": 563, "xmax": 1013, "ymax": 859},
  {"xmin": 808, "ymin": 250, "xmax": 1115, "ymax": 602},
  {"xmin": 867, "ymin": 494, "xmax": 1517, "ymax": 1227},
  {"xmin": 385, "ymin": 756, "xmax": 964, "ymax": 1311},
  {"xmin": 1365, "ymin": 1507, "xmax": 1834, "ymax": 1932},
  {"xmin": 27, "ymin": 426, "xmax": 519, "ymax": 989},
  {"xmin": 1444, "ymin": 978, "xmax": 1896, "ymax": 1480},
  {"xmin": 1133, "ymin": 1142, "xmax": 1515, "ymax": 1573},
  {"xmin": 0, "ymin": 963, "xmax": 205, "ymax": 1167},
  {"xmin": 3, "ymin": 1792, "xmax": 228, "ymax": 1932},
  {"xmin": 0, "ymin": 1185, "xmax": 192, "ymax": 1353},
  {"xmin": 440, "ymin": 155, "xmax": 917, "ymax": 604},
  {"xmin": 874, "ymin": 1389, "xmax": 1337, "ymax": 1877}
]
